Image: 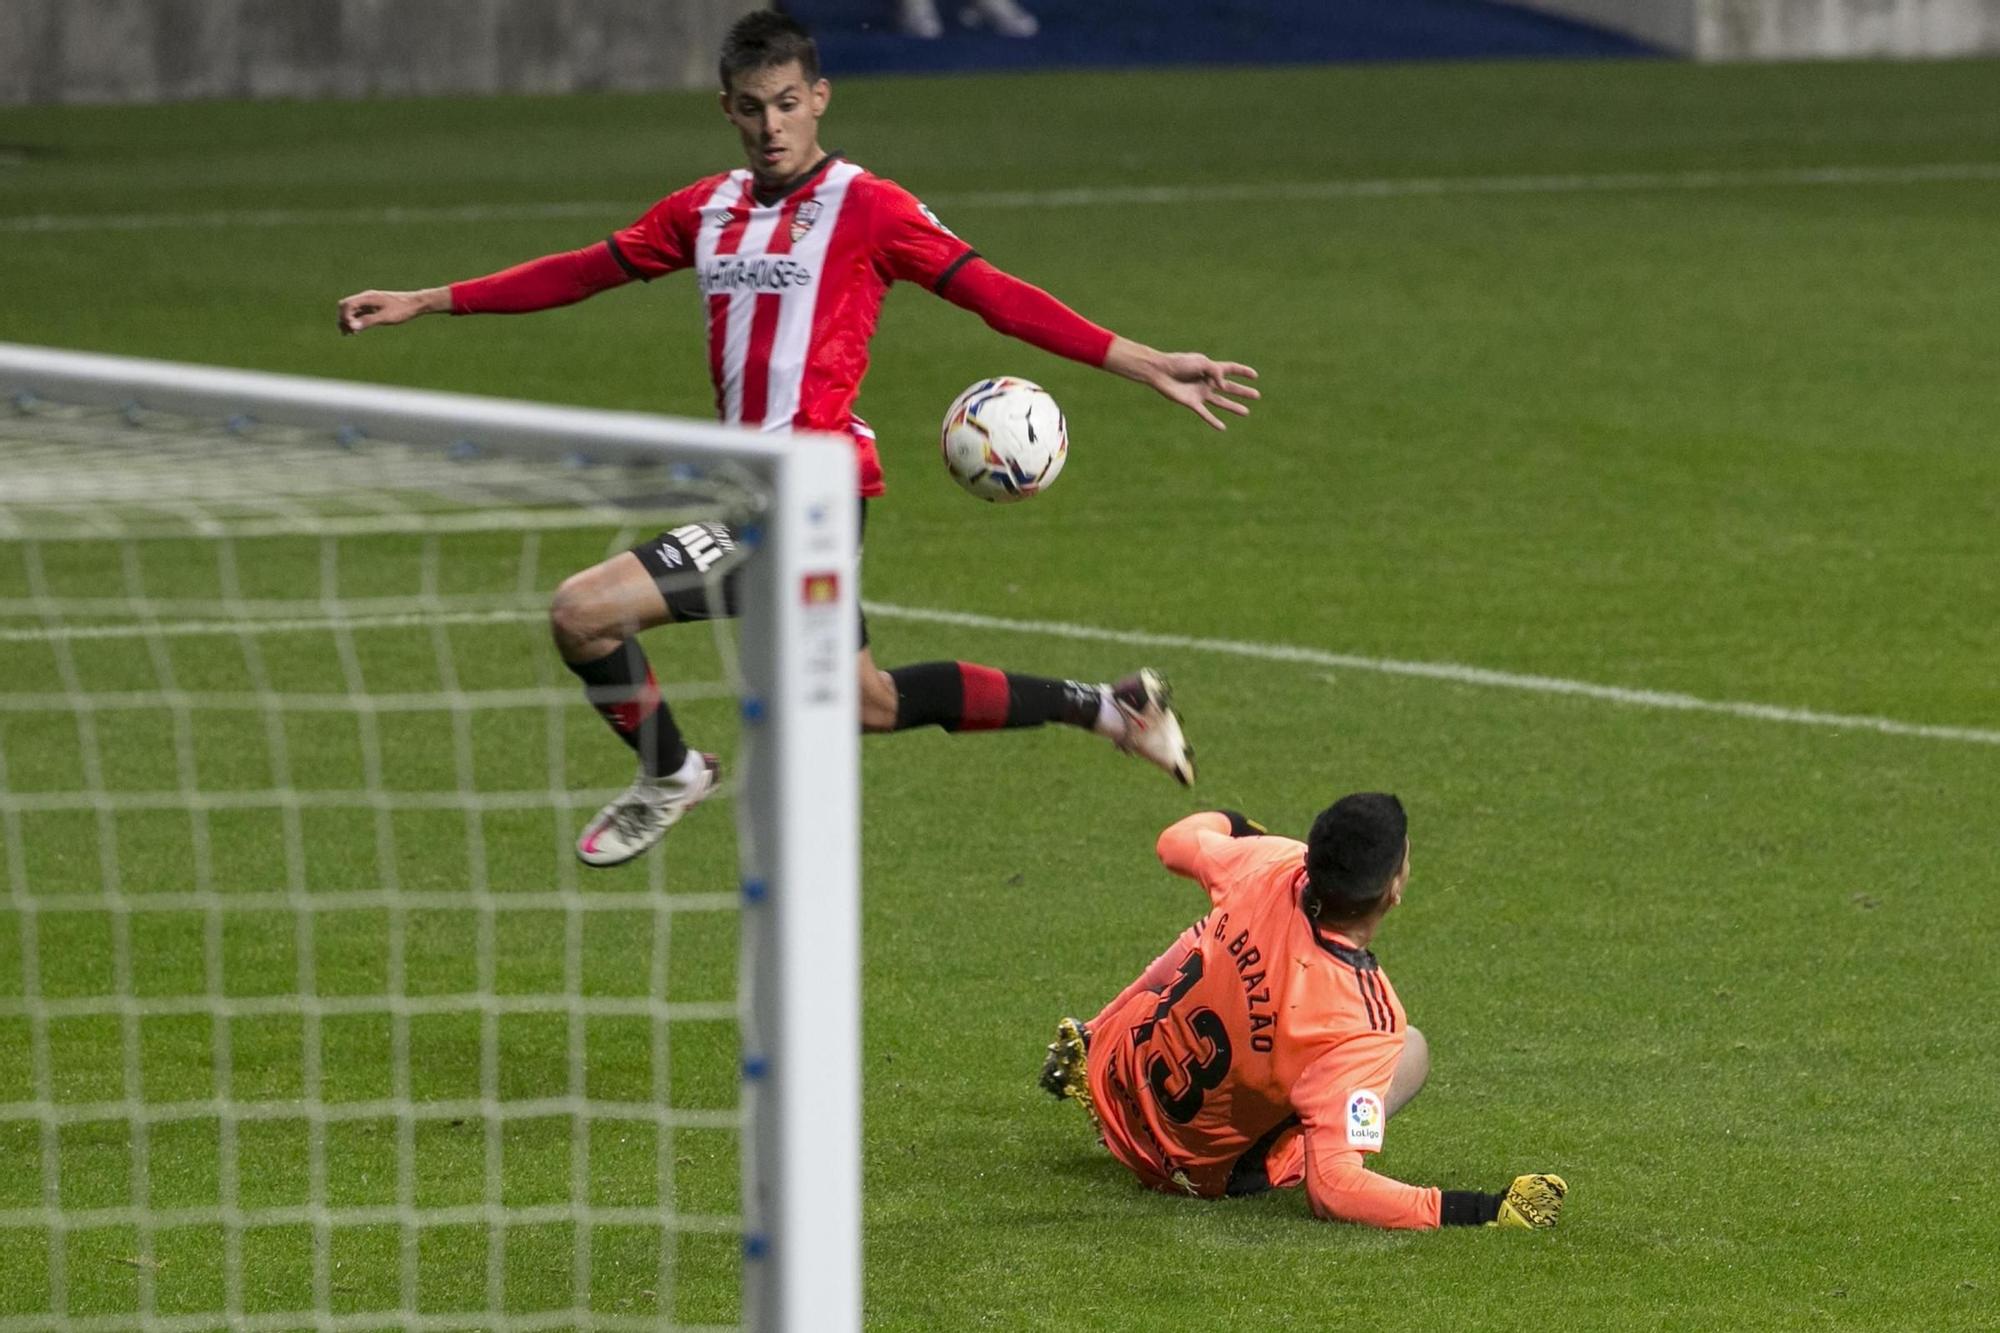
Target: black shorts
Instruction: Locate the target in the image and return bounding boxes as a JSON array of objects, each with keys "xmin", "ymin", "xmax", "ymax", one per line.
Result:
[{"xmin": 632, "ymin": 499, "xmax": 870, "ymax": 647}]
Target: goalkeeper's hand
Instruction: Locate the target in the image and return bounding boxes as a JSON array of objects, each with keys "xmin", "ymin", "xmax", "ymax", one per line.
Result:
[{"xmin": 1491, "ymin": 1174, "xmax": 1567, "ymax": 1230}]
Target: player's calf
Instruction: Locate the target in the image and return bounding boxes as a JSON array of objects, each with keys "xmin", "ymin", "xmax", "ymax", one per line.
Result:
[{"xmin": 884, "ymin": 661, "xmax": 1195, "ymax": 785}]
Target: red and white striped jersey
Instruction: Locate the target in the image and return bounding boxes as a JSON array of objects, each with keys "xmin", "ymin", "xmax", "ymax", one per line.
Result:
[{"xmin": 608, "ymin": 155, "xmax": 973, "ymax": 497}]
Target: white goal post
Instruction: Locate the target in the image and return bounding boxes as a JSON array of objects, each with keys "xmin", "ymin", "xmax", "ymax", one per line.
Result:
[{"xmin": 0, "ymin": 342, "xmax": 860, "ymax": 1333}]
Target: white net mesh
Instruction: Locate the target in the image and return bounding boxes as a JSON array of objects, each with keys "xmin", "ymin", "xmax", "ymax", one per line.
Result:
[{"xmin": 0, "ymin": 387, "xmax": 777, "ymax": 1331}]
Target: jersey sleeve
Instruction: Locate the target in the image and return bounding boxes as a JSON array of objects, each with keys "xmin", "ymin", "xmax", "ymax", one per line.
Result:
[
  {"xmin": 866, "ymin": 178, "xmax": 976, "ymax": 290},
  {"xmin": 1154, "ymin": 811, "xmax": 1233, "ymax": 883},
  {"xmin": 606, "ymin": 181, "xmax": 710, "ymax": 281},
  {"xmin": 1292, "ymin": 1037, "xmax": 1439, "ymax": 1228},
  {"xmin": 1156, "ymin": 813, "xmax": 1296, "ymax": 908},
  {"xmin": 448, "ymin": 243, "xmax": 632, "ymax": 315},
  {"xmin": 938, "ymin": 259, "xmax": 1116, "ymax": 367},
  {"xmin": 1300, "ymin": 1135, "xmax": 1441, "ymax": 1229}
]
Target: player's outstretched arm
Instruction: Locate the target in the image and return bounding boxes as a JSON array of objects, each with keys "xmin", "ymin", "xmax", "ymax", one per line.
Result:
[
  {"xmin": 337, "ymin": 287, "xmax": 451, "ymax": 335},
  {"xmin": 1307, "ymin": 1151, "xmax": 1570, "ymax": 1230},
  {"xmin": 338, "ymin": 242, "xmax": 638, "ymax": 335},
  {"xmin": 1102, "ymin": 338, "xmax": 1260, "ymax": 432},
  {"xmin": 933, "ymin": 258, "xmax": 1258, "ymax": 430},
  {"xmin": 1155, "ymin": 810, "xmax": 1232, "ymax": 878},
  {"xmin": 1307, "ymin": 1151, "xmax": 1567, "ymax": 1230},
  {"xmin": 1296, "ymin": 1052, "xmax": 1568, "ymax": 1231},
  {"xmin": 1155, "ymin": 809, "xmax": 1268, "ymax": 880}
]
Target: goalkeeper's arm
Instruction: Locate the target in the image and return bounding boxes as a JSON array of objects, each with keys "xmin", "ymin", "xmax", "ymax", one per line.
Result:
[
  {"xmin": 1154, "ymin": 809, "xmax": 1270, "ymax": 881},
  {"xmin": 1306, "ymin": 1143, "xmax": 1566, "ymax": 1230}
]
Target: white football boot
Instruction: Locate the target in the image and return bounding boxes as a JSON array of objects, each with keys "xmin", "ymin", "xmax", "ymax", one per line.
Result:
[
  {"xmin": 1110, "ymin": 669, "xmax": 1195, "ymax": 787},
  {"xmin": 575, "ymin": 754, "xmax": 720, "ymax": 868}
]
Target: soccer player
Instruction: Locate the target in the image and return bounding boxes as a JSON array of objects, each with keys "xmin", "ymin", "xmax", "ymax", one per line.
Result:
[
  {"xmin": 336, "ymin": 11, "xmax": 1257, "ymax": 867},
  {"xmin": 1039, "ymin": 794, "xmax": 1567, "ymax": 1229}
]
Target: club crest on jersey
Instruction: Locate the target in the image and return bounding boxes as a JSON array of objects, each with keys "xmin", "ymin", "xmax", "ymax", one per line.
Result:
[{"xmin": 790, "ymin": 199, "xmax": 823, "ymax": 243}]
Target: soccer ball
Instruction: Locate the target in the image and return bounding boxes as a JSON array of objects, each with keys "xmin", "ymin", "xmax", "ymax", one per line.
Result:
[{"xmin": 939, "ymin": 376, "xmax": 1068, "ymax": 503}]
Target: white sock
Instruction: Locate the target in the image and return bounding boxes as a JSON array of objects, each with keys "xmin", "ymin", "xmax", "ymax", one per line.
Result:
[
  {"xmin": 652, "ymin": 749, "xmax": 704, "ymax": 788},
  {"xmin": 1091, "ymin": 687, "xmax": 1128, "ymax": 742}
]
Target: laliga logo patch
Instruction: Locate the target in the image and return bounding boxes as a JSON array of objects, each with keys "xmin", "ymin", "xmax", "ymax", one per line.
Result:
[
  {"xmin": 1346, "ymin": 1089, "xmax": 1384, "ymax": 1148},
  {"xmin": 790, "ymin": 199, "xmax": 822, "ymax": 243}
]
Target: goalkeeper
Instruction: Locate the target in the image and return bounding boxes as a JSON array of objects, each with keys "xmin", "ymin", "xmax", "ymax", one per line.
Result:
[{"xmin": 1039, "ymin": 794, "xmax": 1566, "ymax": 1229}]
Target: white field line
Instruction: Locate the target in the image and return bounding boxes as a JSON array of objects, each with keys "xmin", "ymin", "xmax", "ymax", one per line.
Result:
[
  {"xmin": 4, "ymin": 161, "xmax": 1998, "ymax": 235},
  {"xmin": 864, "ymin": 601, "xmax": 2000, "ymax": 748},
  {"xmin": 3, "ymin": 599, "xmax": 1995, "ymax": 748}
]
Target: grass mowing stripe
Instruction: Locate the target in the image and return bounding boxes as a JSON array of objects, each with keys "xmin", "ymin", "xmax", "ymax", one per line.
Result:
[
  {"xmin": 945, "ymin": 160, "xmax": 2000, "ymax": 208},
  {"xmin": 6, "ymin": 598, "xmax": 1992, "ymax": 746},
  {"xmin": 5, "ymin": 160, "xmax": 1998, "ymax": 234}
]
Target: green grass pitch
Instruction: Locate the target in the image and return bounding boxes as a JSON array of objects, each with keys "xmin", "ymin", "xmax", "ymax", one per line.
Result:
[{"xmin": 4, "ymin": 53, "xmax": 2000, "ymax": 1330}]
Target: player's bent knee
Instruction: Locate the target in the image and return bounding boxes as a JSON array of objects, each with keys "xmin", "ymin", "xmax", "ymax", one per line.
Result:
[
  {"xmin": 551, "ymin": 560, "xmax": 671, "ymax": 657},
  {"xmin": 1387, "ymin": 1025, "xmax": 1429, "ymax": 1118},
  {"xmin": 548, "ymin": 576, "xmax": 604, "ymax": 653}
]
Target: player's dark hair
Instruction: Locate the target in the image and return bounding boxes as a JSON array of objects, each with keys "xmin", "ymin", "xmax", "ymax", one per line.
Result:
[
  {"xmin": 719, "ymin": 10, "xmax": 820, "ymax": 91},
  {"xmin": 1302, "ymin": 793, "xmax": 1407, "ymax": 924}
]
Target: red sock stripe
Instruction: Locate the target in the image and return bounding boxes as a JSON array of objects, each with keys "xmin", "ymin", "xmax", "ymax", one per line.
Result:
[
  {"xmin": 601, "ymin": 668, "xmax": 663, "ymax": 737},
  {"xmin": 957, "ymin": 662, "xmax": 1010, "ymax": 731}
]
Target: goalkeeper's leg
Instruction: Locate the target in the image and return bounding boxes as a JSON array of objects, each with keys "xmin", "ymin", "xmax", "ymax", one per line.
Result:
[{"xmin": 1387, "ymin": 1024, "xmax": 1430, "ymax": 1116}]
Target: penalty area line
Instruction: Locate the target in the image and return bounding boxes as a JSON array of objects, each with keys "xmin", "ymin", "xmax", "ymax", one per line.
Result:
[{"xmin": 862, "ymin": 601, "xmax": 2000, "ymax": 749}]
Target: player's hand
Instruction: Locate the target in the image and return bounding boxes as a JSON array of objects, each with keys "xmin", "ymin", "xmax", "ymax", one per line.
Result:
[
  {"xmin": 337, "ymin": 287, "xmax": 448, "ymax": 335},
  {"xmin": 1491, "ymin": 1173, "xmax": 1567, "ymax": 1229},
  {"xmin": 1108, "ymin": 340, "xmax": 1260, "ymax": 431}
]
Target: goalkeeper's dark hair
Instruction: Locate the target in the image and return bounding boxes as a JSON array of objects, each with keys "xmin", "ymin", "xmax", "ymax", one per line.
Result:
[
  {"xmin": 1302, "ymin": 792, "xmax": 1408, "ymax": 925},
  {"xmin": 720, "ymin": 10, "xmax": 820, "ymax": 90}
]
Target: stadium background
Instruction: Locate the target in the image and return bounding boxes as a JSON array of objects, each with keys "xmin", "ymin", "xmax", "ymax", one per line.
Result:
[{"xmin": 3, "ymin": 0, "xmax": 1998, "ymax": 1328}]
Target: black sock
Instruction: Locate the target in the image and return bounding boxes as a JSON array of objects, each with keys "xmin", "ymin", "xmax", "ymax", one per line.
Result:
[
  {"xmin": 887, "ymin": 661, "xmax": 1102, "ymax": 733},
  {"xmin": 566, "ymin": 639, "xmax": 688, "ymax": 777}
]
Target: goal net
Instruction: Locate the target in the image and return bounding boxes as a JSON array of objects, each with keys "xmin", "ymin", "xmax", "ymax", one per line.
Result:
[{"xmin": 0, "ymin": 343, "xmax": 859, "ymax": 1333}]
